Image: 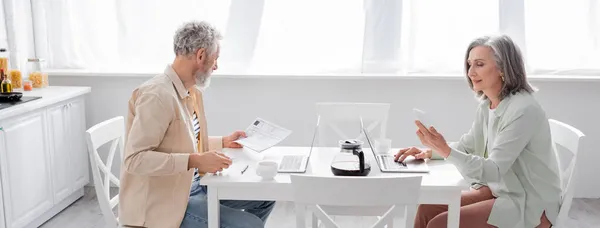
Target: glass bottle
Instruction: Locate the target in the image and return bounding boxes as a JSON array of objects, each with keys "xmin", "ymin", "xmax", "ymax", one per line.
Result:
[
  {"xmin": 9, "ymin": 69, "xmax": 22, "ymax": 89},
  {"xmin": 1, "ymin": 69, "xmax": 13, "ymax": 93},
  {"xmin": 27, "ymin": 58, "xmax": 48, "ymax": 88},
  {"xmin": 0, "ymin": 48, "xmax": 9, "ymax": 73}
]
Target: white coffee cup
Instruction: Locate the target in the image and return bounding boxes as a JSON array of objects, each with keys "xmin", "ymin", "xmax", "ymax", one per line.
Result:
[
  {"xmin": 374, "ymin": 138, "xmax": 392, "ymax": 154},
  {"xmin": 256, "ymin": 160, "xmax": 278, "ymax": 180}
]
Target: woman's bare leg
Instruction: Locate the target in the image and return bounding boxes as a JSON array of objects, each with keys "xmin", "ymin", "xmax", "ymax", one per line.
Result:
[{"xmin": 414, "ymin": 186, "xmax": 495, "ymax": 228}]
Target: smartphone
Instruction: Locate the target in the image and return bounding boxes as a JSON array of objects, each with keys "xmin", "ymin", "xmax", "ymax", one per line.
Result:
[{"xmin": 412, "ymin": 108, "xmax": 433, "ymax": 129}]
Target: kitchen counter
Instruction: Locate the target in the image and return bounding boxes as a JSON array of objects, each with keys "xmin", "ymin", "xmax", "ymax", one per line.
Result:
[
  {"xmin": 0, "ymin": 86, "xmax": 91, "ymax": 228},
  {"xmin": 0, "ymin": 86, "xmax": 91, "ymax": 120}
]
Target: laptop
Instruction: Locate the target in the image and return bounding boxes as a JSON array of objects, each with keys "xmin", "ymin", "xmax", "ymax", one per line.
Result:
[
  {"xmin": 361, "ymin": 118, "xmax": 430, "ymax": 173},
  {"xmin": 277, "ymin": 116, "xmax": 319, "ymax": 173}
]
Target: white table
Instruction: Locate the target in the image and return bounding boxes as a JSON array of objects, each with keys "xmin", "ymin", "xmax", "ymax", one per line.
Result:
[{"xmin": 200, "ymin": 146, "xmax": 469, "ymax": 228}]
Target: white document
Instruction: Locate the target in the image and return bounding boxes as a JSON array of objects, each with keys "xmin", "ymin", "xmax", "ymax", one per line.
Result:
[{"xmin": 234, "ymin": 118, "xmax": 292, "ymax": 152}]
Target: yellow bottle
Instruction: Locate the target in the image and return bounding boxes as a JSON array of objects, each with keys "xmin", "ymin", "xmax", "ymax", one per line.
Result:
[{"xmin": 1, "ymin": 69, "xmax": 12, "ymax": 93}]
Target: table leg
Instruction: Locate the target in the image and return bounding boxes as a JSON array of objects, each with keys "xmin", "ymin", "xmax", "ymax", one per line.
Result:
[
  {"xmin": 295, "ymin": 204, "xmax": 307, "ymax": 228},
  {"xmin": 207, "ymin": 187, "xmax": 220, "ymax": 228},
  {"xmin": 404, "ymin": 204, "xmax": 416, "ymax": 228},
  {"xmin": 446, "ymin": 191, "xmax": 461, "ymax": 228}
]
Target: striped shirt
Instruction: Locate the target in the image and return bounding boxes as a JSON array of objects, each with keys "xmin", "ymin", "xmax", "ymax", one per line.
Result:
[
  {"xmin": 190, "ymin": 91, "xmax": 202, "ymax": 178},
  {"xmin": 192, "ymin": 111, "xmax": 201, "ymax": 178},
  {"xmin": 192, "ymin": 111, "xmax": 200, "ymax": 141},
  {"xmin": 188, "ymin": 91, "xmax": 201, "ymax": 141}
]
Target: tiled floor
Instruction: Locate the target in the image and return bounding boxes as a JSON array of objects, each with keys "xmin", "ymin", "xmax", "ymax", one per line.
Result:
[{"xmin": 39, "ymin": 187, "xmax": 600, "ymax": 228}]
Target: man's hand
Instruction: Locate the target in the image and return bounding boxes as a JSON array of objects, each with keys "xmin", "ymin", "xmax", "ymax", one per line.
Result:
[
  {"xmin": 223, "ymin": 131, "xmax": 246, "ymax": 148},
  {"xmin": 189, "ymin": 151, "xmax": 232, "ymax": 173}
]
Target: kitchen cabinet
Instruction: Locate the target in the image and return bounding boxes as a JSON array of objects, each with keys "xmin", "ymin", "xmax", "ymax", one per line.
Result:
[
  {"xmin": 47, "ymin": 97, "xmax": 89, "ymax": 204},
  {"xmin": 68, "ymin": 98, "xmax": 89, "ymax": 190},
  {"xmin": 0, "ymin": 110, "xmax": 54, "ymax": 228},
  {"xmin": 0, "ymin": 86, "xmax": 91, "ymax": 228},
  {"xmin": 0, "ymin": 160, "xmax": 5, "ymax": 228},
  {"xmin": 47, "ymin": 103, "xmax": 72, "ymax": 204}
]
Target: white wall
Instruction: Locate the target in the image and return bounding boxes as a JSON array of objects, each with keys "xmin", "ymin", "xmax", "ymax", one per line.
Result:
[{"xmin": 50, "ymin": 74, "xmax": 600, "ymax": 198}]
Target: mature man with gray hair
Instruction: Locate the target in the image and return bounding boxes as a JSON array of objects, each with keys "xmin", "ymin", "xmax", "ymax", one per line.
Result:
[{"xmin": 119, "ymin": 21, "xmax": 275, "ymax": 228}]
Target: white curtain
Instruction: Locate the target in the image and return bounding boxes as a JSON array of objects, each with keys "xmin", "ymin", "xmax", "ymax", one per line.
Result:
[
  {"xmin": 524, "ymin": 0, "xmax": 600, "ymax": 75},
  {"xmin": 0, "ymin": 2, "xmax": 8, "ymax": 50},
  {"xmin": 401, "ymin": 0, "xmax": 499, "ymax": 75},
  {"xmin": 33, "ymin": 0, "xmax": 115, "ymax": 70},
  {"xmin": 10, "ymin": 0, "xmax": 600, "ymax": 76},
  {"xmin": 3, "ymin": 0, "xmax": 35, "ymax": 70},
  {"xmin": 34, "ymin": 0, "xmax": 230, "ymax": 73},
  {"xmin": 248, "ymin": 0, "xmax": 365, "ymax": 74}
]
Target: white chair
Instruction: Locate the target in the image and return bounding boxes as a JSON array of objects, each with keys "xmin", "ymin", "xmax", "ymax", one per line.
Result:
[
  {"xmin": 315, "ymin": 103, "xmax": 390, "ymax": 147},
  {"xmin": 291, "ymin": 175, "xmax": 422, "ymax": 228},
  {"xmin": 85, "ymin": 116, "xmax": 125, "ymax": 228},
  {"xmin": 548, "ymin": 119, "xmax": 585, "ymax": 227}
]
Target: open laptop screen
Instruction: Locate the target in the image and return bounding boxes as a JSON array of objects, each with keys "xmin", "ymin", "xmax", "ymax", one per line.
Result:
[{"xmin": 359, "ymin": 116, "xmax": 378, "ymax": 156}]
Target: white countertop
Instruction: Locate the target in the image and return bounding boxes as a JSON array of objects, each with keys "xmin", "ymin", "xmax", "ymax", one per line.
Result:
[{"xmin": 0, "ymin": 86, "xmax": 91, "ymax": 120}]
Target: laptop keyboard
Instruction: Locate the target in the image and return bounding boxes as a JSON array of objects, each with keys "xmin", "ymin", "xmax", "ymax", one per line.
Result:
[
  {"xmin": 380, "ymin": 155, "xmax": 407, "ymax": 170},
  {"xmin": 280, "ymin": 155, "xmax": 304, "ymax": 170}
]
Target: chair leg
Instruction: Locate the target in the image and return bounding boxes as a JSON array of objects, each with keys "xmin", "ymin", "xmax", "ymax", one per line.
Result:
[
  {"xmin": 405, "ymin": 205, "xmax": 416, "ymax": 228},
  {"xmin": 375, "ymin": 216, "xmax": 395, "ymax": 228}
]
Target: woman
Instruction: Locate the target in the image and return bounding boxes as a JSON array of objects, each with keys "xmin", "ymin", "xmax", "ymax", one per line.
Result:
[{"xmin": 395, "ymin": 35, "xmax": 562, "ymax": 228}]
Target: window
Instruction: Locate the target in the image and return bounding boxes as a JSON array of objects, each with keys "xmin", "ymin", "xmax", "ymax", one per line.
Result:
[
  {"xmin": 3, "ymin": 0, "xmax": 600, "ymax": 76},
  {"xmin": 402, "ymin": 0, "xmax": 499, "ymax": 74},
  {"xmin": 524, "ymin": 0, "xmax": 600, "ymax": 74},
  {"xmin": 114, "ymin": 0, "xmax": 231, "ymax": 72},
  {"xmin": 248, "ymin": 0, "xmax": 365, "ymax": 74},
  {"xmin": 34, "ymin": 0, "xmax": 231, "ymax": 72}
]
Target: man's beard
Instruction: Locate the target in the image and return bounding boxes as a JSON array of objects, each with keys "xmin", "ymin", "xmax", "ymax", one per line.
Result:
[{"xmin": 194, "ymin": 69, "xmax": 212, "ymax": 91}]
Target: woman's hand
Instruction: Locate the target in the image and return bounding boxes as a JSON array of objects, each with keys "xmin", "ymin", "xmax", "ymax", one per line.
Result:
[
  {"xmin": 394, "ymin": 147, "xmax": 432, "ymax": 162},
  {"xmin": 415, "ymin": 120, "xmax": 452, "ymax": 158}
]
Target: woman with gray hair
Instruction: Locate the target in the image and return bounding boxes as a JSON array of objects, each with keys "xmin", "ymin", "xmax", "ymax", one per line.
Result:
[{"xmin": 395, "ymin": 35, "xmax": 561, "ymax": 228}]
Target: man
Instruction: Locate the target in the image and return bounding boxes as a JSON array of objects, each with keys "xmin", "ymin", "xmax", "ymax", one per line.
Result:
[{"xmin": 119, "ymin": 21, "xmax": 275, "ymax": 228}]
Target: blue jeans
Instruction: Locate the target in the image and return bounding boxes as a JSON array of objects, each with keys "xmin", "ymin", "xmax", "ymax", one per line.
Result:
[{"xmin": 180, "ymin": 176, "xmax": 276, "ymax": 228}]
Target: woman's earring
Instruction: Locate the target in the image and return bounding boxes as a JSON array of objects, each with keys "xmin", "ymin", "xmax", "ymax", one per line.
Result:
[{"xmin": 501, "ymin": 73, "xmax": 505, "ymax": 82}]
